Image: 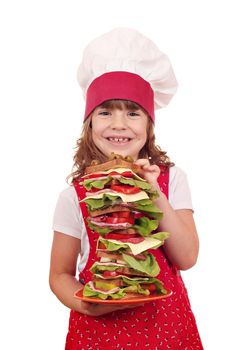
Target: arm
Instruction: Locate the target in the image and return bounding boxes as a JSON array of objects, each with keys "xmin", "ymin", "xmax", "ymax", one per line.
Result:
[
  {"xmin": 135, "ymin": 159, "xmax": 199, "ymax": 270},
  {"xmin": 49, "ymin": 231, "xmax": 83, "ymax": 310},
  {"xmin": 49, "ymin": 231, "xmax": 142, "ymax": 315},
  {"xmin": 154, "ymin": 194, "xmax": 199, "ymax": 270}
]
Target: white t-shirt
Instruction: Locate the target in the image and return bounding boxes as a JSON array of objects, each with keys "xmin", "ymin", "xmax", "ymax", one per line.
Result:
[{"xmin": 52, "ymin": 166, "xmax": 193, "ymax": 273}]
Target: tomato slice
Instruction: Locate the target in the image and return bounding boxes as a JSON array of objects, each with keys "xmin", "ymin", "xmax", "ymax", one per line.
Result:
[
  {"xmin": 88, "ymin": 187, "xmax": 106, "ymax": 192},
  {"xmin": 141, "ymin": 284, "xmax": 157, "ymax": 292},
  {"xmin": 98, "ymin": 242, "xmax": 107, "ymax": 249},
  {"xmin": 111, "ymin": 211, "xmax": 131, "ymax": 218},
  {"xmin": 102, "ymin": 271, "xmax": 118, "ymax": 277},
  {"xmin": 133, "ymin": 212, "xmax": 145, "ymax": 219},
  {"xmin": 104, "ymin": 233, "xmax": 139, "ymax": 240},
  {"xmin": 105, "ymin": 217, "xmax": 134, "ymax": 224},
  {"xmin": 102, "ymin": 270, "xmax": 130, "ymax": 278},
  {"xmin": 111, "ymin": 184, "xmax": 141, "ymax": 194},
  {"xmin": 120, "ymin": 171, "xmax": 134, "ymax": 178}
]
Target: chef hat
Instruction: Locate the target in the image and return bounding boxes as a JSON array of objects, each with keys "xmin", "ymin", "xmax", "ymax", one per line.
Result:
[{"xmin": 77, "ymin": 27, "xmax": 178, "ymax": 122}]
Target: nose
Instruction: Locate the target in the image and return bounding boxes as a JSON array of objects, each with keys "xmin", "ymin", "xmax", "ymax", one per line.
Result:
[{"xmin": 110, "ymin": 110, "xmax": 126, "ymax": 129}]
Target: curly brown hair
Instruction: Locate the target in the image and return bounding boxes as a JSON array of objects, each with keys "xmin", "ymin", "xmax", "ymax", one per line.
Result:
[{"xmin": 66, "ymin": 100, "xmax": 174, "ymax": 184}]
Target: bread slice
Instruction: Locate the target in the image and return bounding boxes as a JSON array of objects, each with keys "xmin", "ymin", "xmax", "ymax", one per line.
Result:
[
  {"xmin": 89, "ymin": 205, "xmax": 131, "ymax": 217},
  {"xmin": 85, "ymin": 158, "xmax": 140, "ymax": 175}
]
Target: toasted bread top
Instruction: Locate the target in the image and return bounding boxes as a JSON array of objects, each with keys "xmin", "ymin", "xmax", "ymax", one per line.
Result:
[{"xmin": 85, "ymin": 158, "xmax": 141, "ymax": 175}]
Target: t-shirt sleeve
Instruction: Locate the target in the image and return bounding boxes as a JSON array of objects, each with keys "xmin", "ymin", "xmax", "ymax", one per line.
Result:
[
  {"xmin": 169, "ymin": 166, "xmax": 194, "ymax": 211},
  {"xmin": 52, "ymin": 187, "xmax": 82, "ymax": 239}
]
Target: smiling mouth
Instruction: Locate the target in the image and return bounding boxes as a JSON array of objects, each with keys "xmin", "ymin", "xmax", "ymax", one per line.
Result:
[{"xmin": 106, "ymin": 137, "xmax": 131, "ymax": 143}]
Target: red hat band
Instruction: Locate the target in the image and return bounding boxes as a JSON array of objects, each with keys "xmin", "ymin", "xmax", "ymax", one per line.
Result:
[{"xmin": 84, "ymin": 71, "xmax": 155, "ymax": 122}]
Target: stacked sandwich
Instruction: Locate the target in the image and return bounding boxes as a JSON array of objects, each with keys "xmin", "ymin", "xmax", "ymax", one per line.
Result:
[{"xmin": 80, "ymin": 154, "xmax": 170, "ymax": 300}]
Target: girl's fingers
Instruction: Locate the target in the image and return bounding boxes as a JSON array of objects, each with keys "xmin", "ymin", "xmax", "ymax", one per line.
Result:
[
  {"xmin": 135, "ymin": 159, "xmax": 160, "ymax": 173},
  {"xmin": 80, "ymin": 301, "xmax": 144, "ymax": 316},
  {"xmin": 134, "ymin": 158, "xmax": 150, "ymax": 167},
  {"xmin": 143, "ymin": 164, "xmax": 160, "ymax": 172}
]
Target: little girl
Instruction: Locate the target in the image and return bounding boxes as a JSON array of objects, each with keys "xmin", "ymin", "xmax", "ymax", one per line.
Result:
[{"xmin": 50, "ymin": 28, "xmax": 204, "ymax": 349}]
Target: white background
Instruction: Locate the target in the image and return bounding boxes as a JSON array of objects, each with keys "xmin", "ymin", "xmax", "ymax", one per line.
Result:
[{"xmin": 0, "ymin": 1, "xmax": 232, "ymax": 349}]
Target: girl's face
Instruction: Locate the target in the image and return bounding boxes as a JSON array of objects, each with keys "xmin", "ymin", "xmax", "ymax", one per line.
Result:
[{"xmin": 91, "ymin": 105, "xmax": 148, "ymax": 160}]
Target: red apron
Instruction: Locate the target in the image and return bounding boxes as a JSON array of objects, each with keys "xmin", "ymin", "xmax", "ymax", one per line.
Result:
[{"xmin": 65, "ymin": 169, "xmax": 204, "ymax": 350}]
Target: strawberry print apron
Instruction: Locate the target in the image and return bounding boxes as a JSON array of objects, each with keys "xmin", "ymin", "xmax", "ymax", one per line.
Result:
[{"xmin": 65, "ymin": 169, "xmax": 204, "ymax": 350}]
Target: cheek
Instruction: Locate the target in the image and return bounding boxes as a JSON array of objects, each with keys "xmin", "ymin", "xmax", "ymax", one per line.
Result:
[
  {"xmin": 92, "ymin": 118, "xmax": 104, "ymax": 136},
  {"xmin": 131, "ymin": 117, "xmax": 148, "ymax": 138},
  {"xmin": 134, "ymin": 126, "xmax": 147, "ymax": 140},
  {"xmin": 92, "ymin": 129, "xmax": 104, "ymax": 147}
]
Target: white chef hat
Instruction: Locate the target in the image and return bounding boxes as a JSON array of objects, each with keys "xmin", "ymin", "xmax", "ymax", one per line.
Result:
[{"xmin": 77, "ymin": 27, "xmax": 178, "ymax": 122}]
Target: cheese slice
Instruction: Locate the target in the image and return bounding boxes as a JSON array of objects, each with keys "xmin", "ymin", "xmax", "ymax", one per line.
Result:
[
  {"xmin": 88, "ymin": 281, "xmax": 120, "ymax": 294},
  {"xmin": 81, "ymin": 189, "xmax": 149, "ymax": 203},
  {"xmin": 92, "ymin": 261, "xmax": 126, "ymax": 267},
  {"xmin": 107, "ymin": 237, "xmax": 163, "ymax": 255},
  {"xmin": 82, "ymin": 168, "xmax": 145, "ymax": 181}
]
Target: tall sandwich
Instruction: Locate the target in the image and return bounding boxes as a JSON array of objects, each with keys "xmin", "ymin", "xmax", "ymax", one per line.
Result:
[{"xmin": 80, "ymin": 154, "xmax": 169, "ymax": 300}]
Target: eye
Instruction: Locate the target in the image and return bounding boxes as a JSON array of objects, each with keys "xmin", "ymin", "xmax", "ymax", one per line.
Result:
[
  {"xmin": 98, "ymin": 111, "xmax": 111, "ymax": 116},
  {"xmin": 127, "ymin": 111, "xmax": 141, "ymax": 118}
]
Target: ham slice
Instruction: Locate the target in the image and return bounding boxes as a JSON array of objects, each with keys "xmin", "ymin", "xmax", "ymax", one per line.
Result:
[{"xmin": 89, "ymin": 218, "xmax": 132, "ymax": 229}]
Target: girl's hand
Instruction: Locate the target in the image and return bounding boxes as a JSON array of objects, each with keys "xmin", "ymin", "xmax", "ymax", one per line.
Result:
[
  {"xmin": 134, "ymin": 158, "xmax": 160, "ymax": 191},
  {"xmin": 77, "ymin": 300, "xmax": 144, "ymax": 316}
]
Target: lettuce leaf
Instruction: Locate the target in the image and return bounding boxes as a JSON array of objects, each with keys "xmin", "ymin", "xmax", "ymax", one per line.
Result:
[
  {"xmin": 90, "ymin": 253, "xmax": 160, "ymax": 277},
  {"xmin": 121, "ymin": 276, "xmax": 158, "ymax": 285},
  {"xmin": 122, "ymin": 252, "xmax": 160, "ymax": 277},
  {"xmin": 81, "ymin": 176, "xmax": 161, "ymax": 204},
  {"xmin": 91, "ymin": 273, "xmax": 167, "ymax": 295},
  {"xmin": 118, "ymin": 178, "xmax": 161, "ymax": 201},
  {"xmin": 82, "ymin": 178, "xmax": 111, "ymax": 190},
  {"xmin": 88, "ymin": 216, "xmax": 158, "ymax": 237},
  {"xmin": 82, "ymin": 175, "xmax": 153, "ymax": 192},
  {"xmin": 87, "ymin": 221, "xmax": 112, "ymax": 235},
  {"xmin": 98, "ymin": 232, "xmax": 169, "ymax": 253},
  {"xmin": 122, "ymin": 284, "xmax": 150, "ymax": 295},
  {"xmin": 98, "ymin": 237, "xmax": 129, "ymax": 251},
  {"xmin": 83, "ymin": 194, "xmax": 119, "ymax": 210},
  {"xmin": 90, "ymin": 263, "xmax": 125, "ymax": 274},
  {"xmin": 133, "ymin": 217, "xmax": 159, "ymax": 236},
  {"xmin": 133, "ymin": 199, "xmax": 163, "ymax": 219},
  {"xmin": 118, "ymin": 177, "xmax": 152, "ymax": 190},
  {"xmin": 95, "ymin": 274, "xmax": 156, "ymax": 282},
  {"xmin": 83, "ymin": 194, "xmax": 163, "ymax": 219},
  {"xmin": 123, "ymin": 278, "xmax": 167, "ymax": 294},
  {"xmin": 83, "ymin": 283, "xmax": 126, "ymax": 300},
  {"xmin": 151, "ymin": 232, "xmax": 170, "ymax": 241},
  {"xmin": 83, "ymin": 277, "xmax": 167, "ymax": 299}
]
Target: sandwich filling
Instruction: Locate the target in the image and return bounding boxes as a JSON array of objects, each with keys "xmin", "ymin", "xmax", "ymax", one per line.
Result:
[{"xmin": 79, "ymin": 156, "xmax": 170, "ymax": 300}]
